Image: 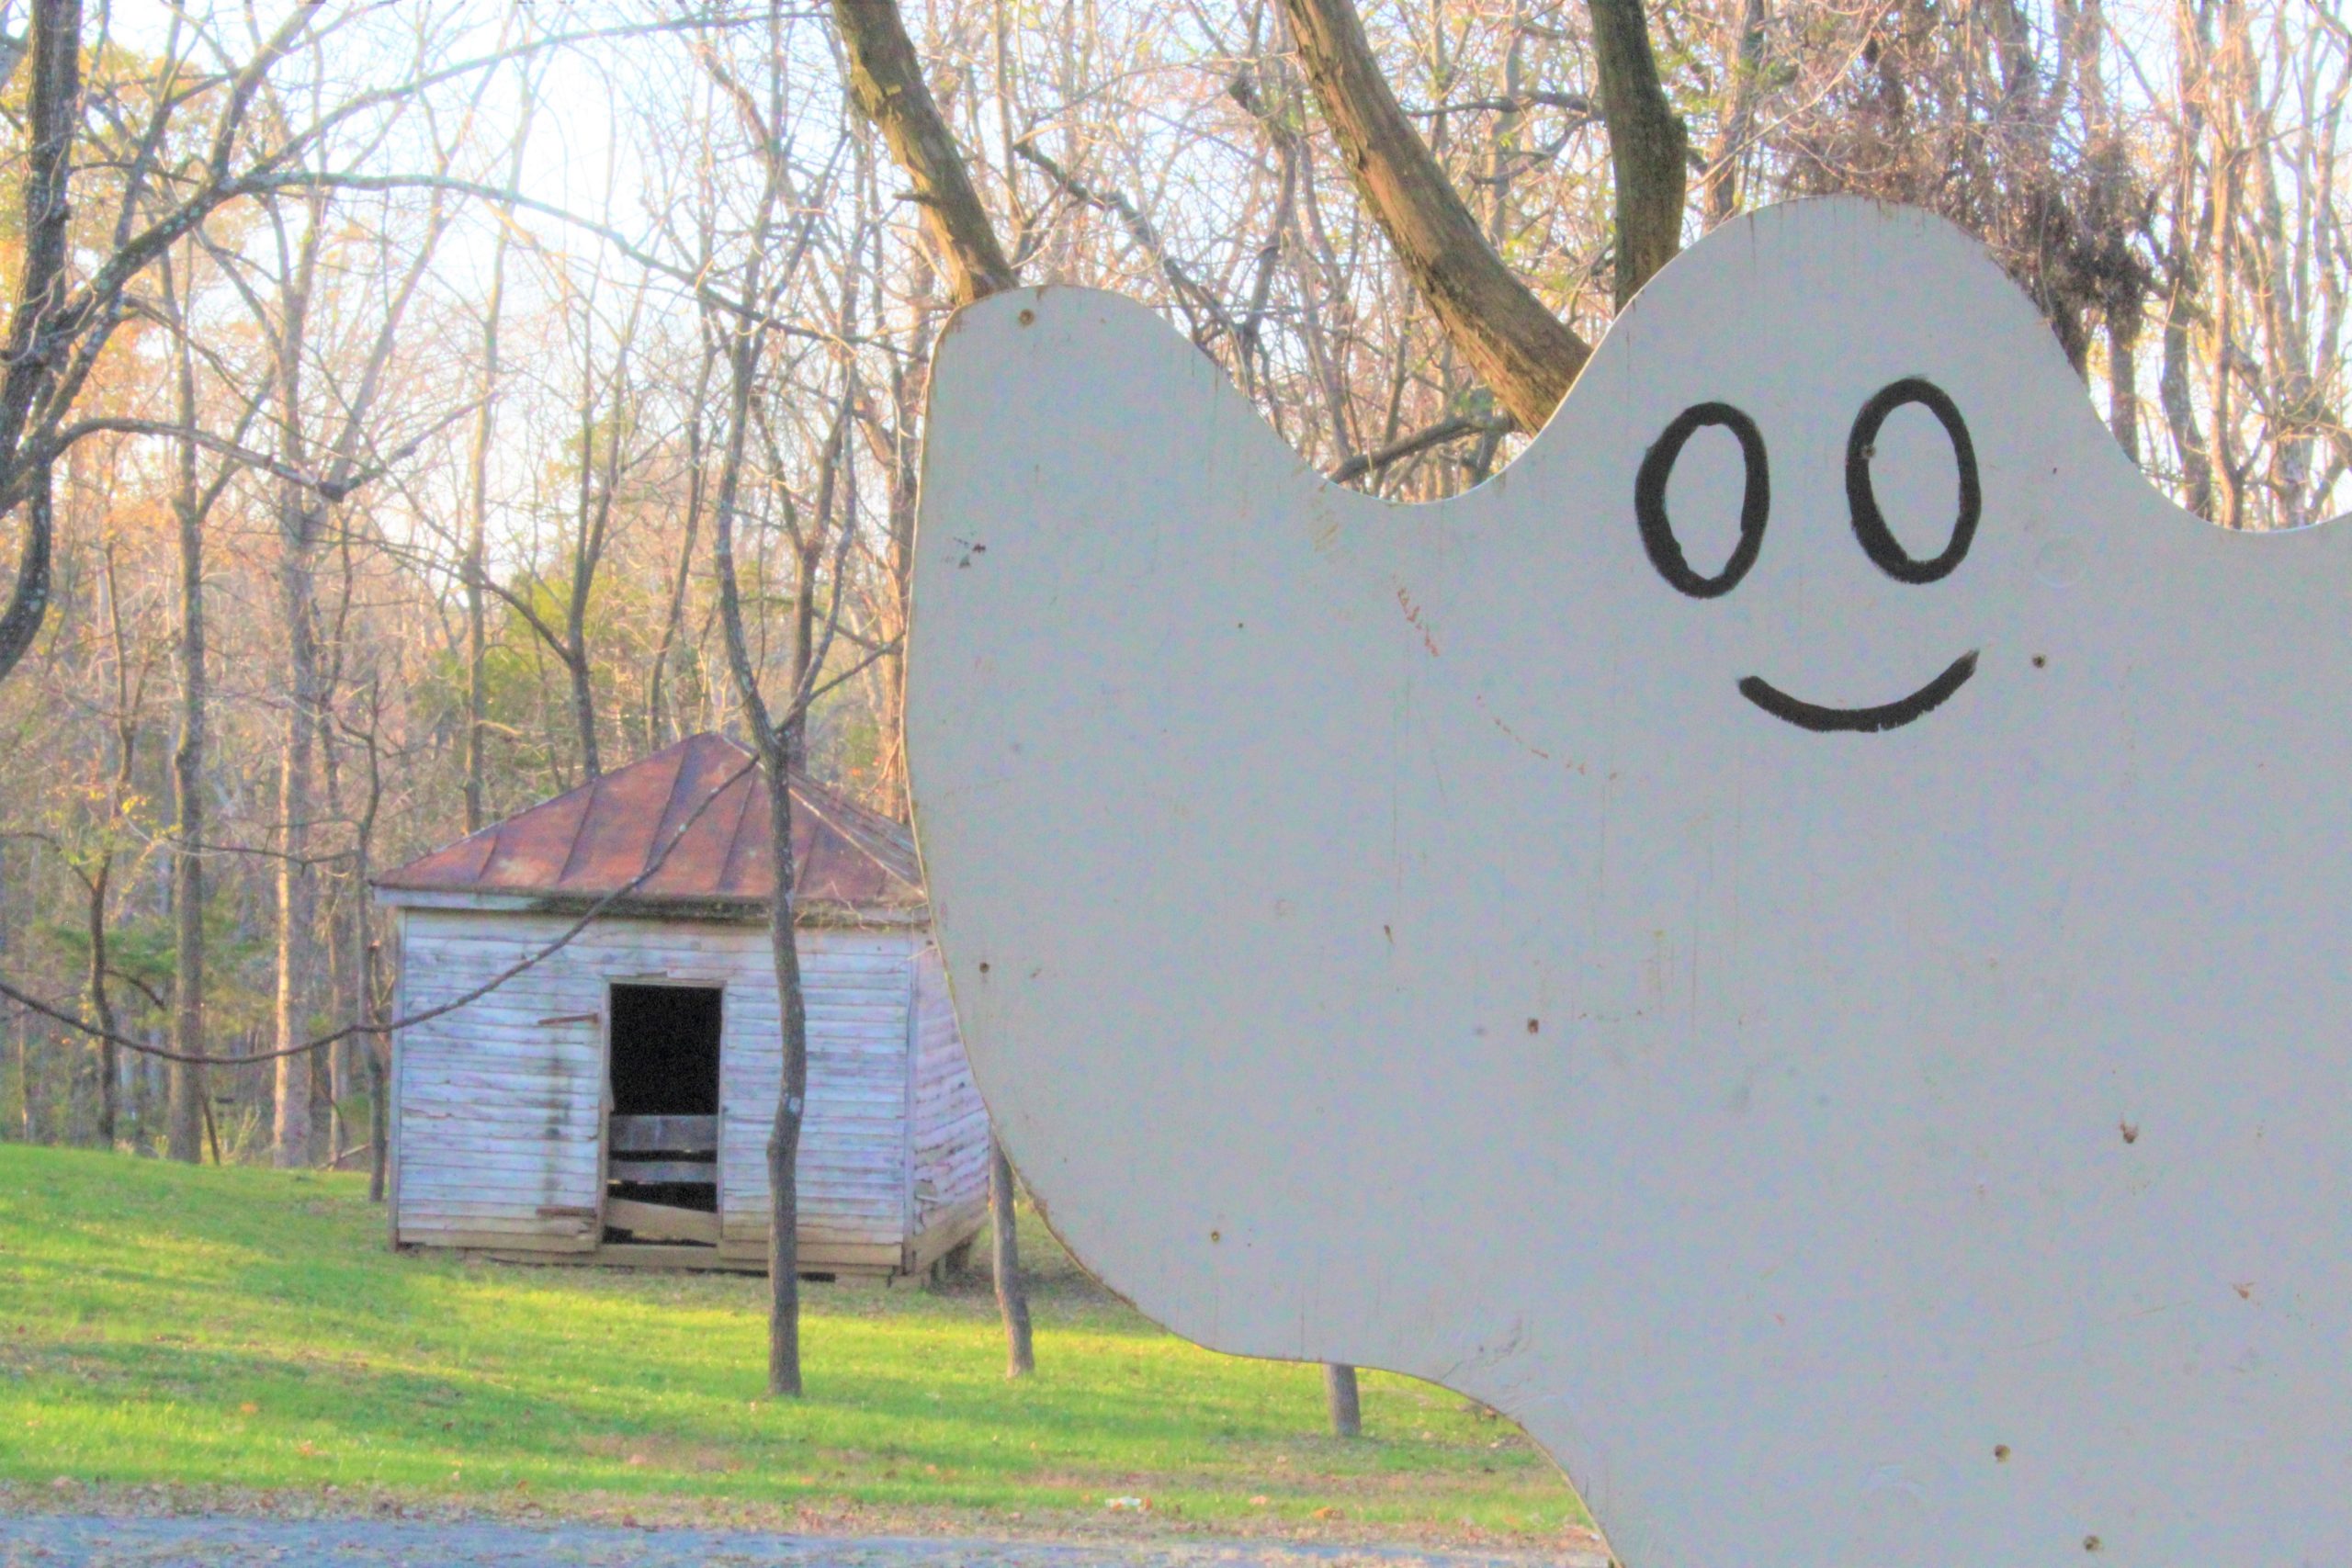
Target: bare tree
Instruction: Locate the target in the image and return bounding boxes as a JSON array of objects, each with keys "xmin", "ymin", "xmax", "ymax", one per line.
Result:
[
  {"xmin": 157, "ymin": 239, "xmax": 260, "ymax": 1164},
  {"xmin": 696, "ymin": 0, "xmax": 850, "ymax": 1394},
  {"xmin": 235, "ymin": 168, "xmax": 458, "ymax": 1163},
  {"xmin": 1272, "ymin": 0, "xmax": 1589, "ymax": 430},
  {"xmin": 462, "ymin": 68, "xmax": 536, "ymax": 829},
  {"xmin": 1587, "ymin": 0, "xmax": 1690, "ymax": 307},
  {"xmin": 0, "ymin": 0, "xmax": 87, "ymax": 687},
  {"xmin": 487, "ymin": 255, "xmax": 655, "ymax": 785},
  {"xmin": 829, "ymin": 0, "xmax": 1035, "ymax": 1378}
]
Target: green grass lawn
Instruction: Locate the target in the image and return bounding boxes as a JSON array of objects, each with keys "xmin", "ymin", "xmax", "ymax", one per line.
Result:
[{"xmin": 0, "ymin": 1144, "xmax": 1588, "ymax": 1546}]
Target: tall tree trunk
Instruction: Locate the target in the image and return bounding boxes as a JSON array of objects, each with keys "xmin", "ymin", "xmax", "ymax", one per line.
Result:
[
  {"xmin": 85, "ymin": 860, "xmax": 117, "ymax": 1146},
  {"xmin": 354, "ymin": 696, "xmax": 387, "ymax": 1197},
  {"xmin": 831, "ymin": 0, "xmax": 1016, "ymax": 306},
  {"xmin": 2161, "ymin": 0, "xmax": 2217, "ymax": 519},
  {"xmin": 1274, "ymin": 0, "xmax": 1589, "ymax": 430},
  {"xmin": 88, "ymin": 523, "xmax": 138, "ymax": 1149},
  {"xmin": 990, "ymin": 1134, "xmax": 1034, "ymax": 1377},
  {"xmin": 830, "ymin": 0, "xmax": 1034, "ymax": 1365},
  {"xmin": 366, "ymin": 957, "xmax": 388, "ymax": 1201},
  {"xmin": 167, "ymin": 276, "xmax": 207, "ymax": 1164},
  {"xmin": 566, "ymin": 648, "xmax": 600, "ymax": 780},
  {"xmin": 462, "ymin": 81, "xmax": 529, "ymax": 833},
  {"xmin": 787, "ymin": 541, "xmax": 820, "ymax": 774},
  {"xmin": 2108, "ymin": 302, "xmax": 2142, "ymax": 464},
  {"xmin": 872, "ymin": 247, "xmax": 934, "ymax": 821},
  {"xmin": 1702, "ymin": 0, "xmax": 1766, "ymax": 227},
  {"xmin": 648, "ymin": 335, "xmax": 716, "ymax": 752},
  {"xmin": 2159, "ymin": 260, "xmax": 2211, "ymax": 516},
  {"xmin": 273, "ymin": 514, "xmax": 320, "ymax": 1168},
  {"xmin": 0, "ymin": 0, "xmax": 80, "ymax": 688},
  {"xmin": 0, "ymin": 842, "xmax": 17, "ymax": 1142},
  {"xmin": 2068, "ymin": 0, "xmax": 2144, "ymax": 469},
  {"xmin": 760, "ymin": 732, "xmax": 808, "ymax": 1395},
  {"xmin": 700, "ymin": 1, "xmax": 812, "ymax": 1399},
  {"xmin": 464, "ymin": 401, "xmax": 492, "ymax": 838},
  {"xmin": 2204, "ymin": 1, "xmax": 2244, "ymax": 530},
  {"xmin": 1587, "ymin": 0, "xmax": 1690, "ymax": 308},
  {"xmin": 6, "ymin": 844, "xmax": 41, "ymax": 1145},
  {"xmin": 368, "ymin": 1041, "xmax": 388, "ymax": 1199},
  {"xmin": 326, "ymin": 874, "xmax": 355, "ymax": 1164},
  {"xmin": 563, "ymin": 330, "xmax": 611, "ymax": 782},
  {"xmin": 267, "ymin": 186, "xmax": 329, "ymax": 1170}
]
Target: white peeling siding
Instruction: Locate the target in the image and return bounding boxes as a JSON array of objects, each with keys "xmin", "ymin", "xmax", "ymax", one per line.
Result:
[
  {"xmin": 391, "ymin": 910, "xmax": 922, "ymax": 1261},
  {"xmin": 909, "ymin": 939, "xmax": 990, "ymax": 1240},
  {"xmin": 392, "ymin": 909, "xmax": 610, "ymax": 1251},
  {"xmin": 718, "ymin": 929, "xmax": 920, "ymax": 1256}
]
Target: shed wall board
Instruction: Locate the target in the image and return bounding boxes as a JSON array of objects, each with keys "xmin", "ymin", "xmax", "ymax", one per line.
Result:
[
  {"xmin": 908, "ymin": 941, "xmax": 989, "ymax": 1244},
  {"xmin": 392, "ymin": 912, "xmax": 604, "ymax": 1252},
  {"xmin": 716, "ymin": 928, "xmax": 922, "ymax": 1254}
]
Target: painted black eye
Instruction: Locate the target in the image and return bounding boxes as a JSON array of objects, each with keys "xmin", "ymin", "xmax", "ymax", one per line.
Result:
[
  {"xmin": 1846, "ymin": 378, "xmax": 1980, "ymax": 584},
  {"xmin": 1634, "ymin": 401, "xmax": 1770, "ymax": 599}
]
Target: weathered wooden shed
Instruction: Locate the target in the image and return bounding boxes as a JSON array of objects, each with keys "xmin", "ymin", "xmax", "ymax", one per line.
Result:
[{"xmin": 372, "ymin": 734, "xmax": 989, "ymax": 1279}]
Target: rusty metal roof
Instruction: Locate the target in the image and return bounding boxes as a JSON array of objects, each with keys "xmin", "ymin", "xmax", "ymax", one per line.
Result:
[{"xmin": 374, "ymin": 734, "xmax": 924, "ymax": 919}]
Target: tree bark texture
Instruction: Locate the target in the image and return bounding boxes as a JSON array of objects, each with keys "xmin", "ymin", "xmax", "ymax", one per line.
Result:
[
  {"xmin": 462, "ymin": 259, "xmax": 502, "ymax": 834},
  {"xmin": 1275, "ymin": 0, "xmax": 1589, "ymax": 431},
  {"xmin": 0, "ymin": 844, "xmax": 16, "ymax": 1141},
  {"xmin": 84, "ymin": 860, "xmax": 117, "ymax": 1145},
  {"xmin": 561, "ymin": 323, "xmax": 617, "ymax": 782},
  {"xmin": 647, "ymin": 334, "xmax": 714, "ymax": 752},
  {"xmin": 368, "ymin": 1041, "xmax": 388, "ymax": 1201},
  {"xmin": 168, "ymin": 310, "xmax": 207, "ymax": 1163},
  {"xmin": 0, "ymin": 0, "xmax": 81, "ymax": 688},
  {"xmin": 761, "ymin": 740, "xmax": 808, "ymax": 1395},
  {"xmin": 1587, "ymin": 0, "xmax": 1690, "ymax": 308},
  {"xmin": 463, "ymin": 92, "xmax": 529, "ymax": 833},
  {"xmin": 990, "ymin": 1134, "xmax": 1035, "ymax": 1377},
  {"xmin": 272, "ymin": 514, "xmax": 321, "ymax": 1167},
  {"xmin": 709, "ymin": 266, "xmax": 808, "ymax": 1393},
  {"xmin": 1702, "ymin": 0, "xmax": 1766, "ymax": 227},
  {"xmin": 268, "ymin": 191, "xmax": 330, "ymax": 1169},
  {"xmin": 830, "ymin": 0, "xmax": 1017, "ymax": 308}
]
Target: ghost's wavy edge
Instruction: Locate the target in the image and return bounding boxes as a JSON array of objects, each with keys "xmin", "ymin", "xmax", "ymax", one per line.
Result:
[{"xmin": 932, "ymin": 195, "xmax": 2347, "ymax": 542}]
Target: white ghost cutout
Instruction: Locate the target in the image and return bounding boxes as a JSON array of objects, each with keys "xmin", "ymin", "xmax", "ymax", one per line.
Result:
[{"xmin": 904, "ymin": 198, "xmax": 2352, "ymax": 1567}]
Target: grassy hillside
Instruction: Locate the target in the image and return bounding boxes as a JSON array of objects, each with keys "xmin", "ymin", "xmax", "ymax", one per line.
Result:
[{"xmin": 0, "ymin": 1145, "xmax": 1585, "ymax": 1543}]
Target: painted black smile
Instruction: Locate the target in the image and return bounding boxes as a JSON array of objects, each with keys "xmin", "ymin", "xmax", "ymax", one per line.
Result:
[{"xmin": 1737, "ymin": 650, "xmax": 1978, "ymax": 733}]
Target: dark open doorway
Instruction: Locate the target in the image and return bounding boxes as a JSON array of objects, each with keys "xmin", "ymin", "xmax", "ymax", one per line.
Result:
[
  {"xmin": 605, "ymin": 983, "xmax": 723, "ymax": 1240},
  {"xmin": 608, "ymin": 983, "xmax": 721, "ymax": 1116}
]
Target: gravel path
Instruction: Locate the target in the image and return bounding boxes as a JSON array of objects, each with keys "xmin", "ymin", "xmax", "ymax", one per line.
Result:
[{"xmin": 0, "ymin": 1516, "xmax": 1611, "ymax": 1568}]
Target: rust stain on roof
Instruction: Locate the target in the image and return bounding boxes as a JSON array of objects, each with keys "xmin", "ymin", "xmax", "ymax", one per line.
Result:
[{"xmin": 376, "ymin": 733, "xmax": 923, "ymax": 915}]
